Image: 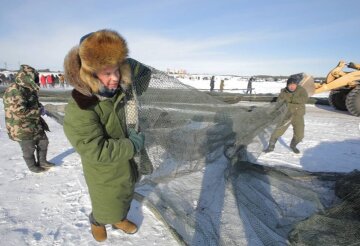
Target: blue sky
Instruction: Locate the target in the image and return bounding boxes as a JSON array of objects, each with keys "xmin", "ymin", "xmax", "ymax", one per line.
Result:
[{"xmin": 0, "ymin": 0, "xmax": 359, "ymax": 76}]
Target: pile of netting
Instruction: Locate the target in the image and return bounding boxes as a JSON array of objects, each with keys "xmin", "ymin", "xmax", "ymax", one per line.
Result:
[{"xmin": 46, "ymin": 67, "xmax": 360, "ymax": 246}]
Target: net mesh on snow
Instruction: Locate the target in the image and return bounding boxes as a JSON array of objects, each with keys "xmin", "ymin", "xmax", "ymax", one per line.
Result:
[{"xmin": 46, "ymin": 67, "xmax": 360, "ymax": 246}]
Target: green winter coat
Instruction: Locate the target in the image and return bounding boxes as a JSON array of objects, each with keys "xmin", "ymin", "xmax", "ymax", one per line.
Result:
[
  {"xmin": 277, "ymin": 85, "xmax": 308, "ymax": 118},
  {"xmin": 63, "ymin": 45, "xmax": 151, "ymax": 224},
  {"xmin": 3, "ymin": 65, "xmax": 48, "ymax": 141},
  {"xmin": 270, "ymin": 85, "xmax": 309, "ymax": 143},
  {"xmin": 63, "ymin": 91, "xmax": 137, "ymax": 224}
]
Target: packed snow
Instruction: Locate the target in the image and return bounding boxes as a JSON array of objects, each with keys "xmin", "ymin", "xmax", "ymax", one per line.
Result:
[{"xmin": 0, "ymin": 78, "xmax": 359, "ymax": 245}]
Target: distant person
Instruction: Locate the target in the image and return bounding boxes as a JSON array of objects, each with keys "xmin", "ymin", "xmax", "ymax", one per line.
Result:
[
  {"xmin": 54, "ymin": 74, "xmax": 59, "ymax": 87},
  {"xmin": 40, "ymin": 74, "xmax": 47, "ymax": 88},
  {"xmin": 63, "ymin": 29, "xmax": 151, "ymax": 242},
  {"xmin": 264, "ymin": 77, "xmax": 309, "ymax": 153},
  {"xmin": 46, "ymin": 74, "xmax": 53, "ymax": 87},
  {"xmin": 0, "ymin": 73, "xmax": 4, "ymax": 85},
  {"xmin": 58, "ymin": 73, "xmax": 65, "ymax": 88},
  {"xmin": 210, "ymin": 76, "xmax": 215, "ymax": 92},
  {"xmin": 246, "ymin": 76, "xmax": 255, "ymax": 94},
  {"xmin": 51, "ymin": 74, "xmax": 56, "ymax": 87},
  {"xmin": 8, "ymin": 73, "xmax": 15, "ymax": 84},
  {"xmin": 220, "ymin": 79, "xmax": 224, "ymax": 92},
  {"xmin": 2, "ymin": 65, "xmax": 55, "ymax": 173}
]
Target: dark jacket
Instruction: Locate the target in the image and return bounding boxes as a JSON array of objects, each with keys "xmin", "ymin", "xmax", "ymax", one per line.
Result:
[{"xmin": 277, "ymin": 85, "xmax": 308, "ymax": 117}]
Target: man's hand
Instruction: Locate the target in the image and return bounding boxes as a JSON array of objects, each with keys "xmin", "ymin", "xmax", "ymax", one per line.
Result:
[{"xmin": 128, "ymin": 128, "xmax": 145, "ymax": 153}]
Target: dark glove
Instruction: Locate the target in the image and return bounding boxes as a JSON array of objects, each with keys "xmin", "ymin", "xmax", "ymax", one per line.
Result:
[
  {"xmin": 128, "ymin": 128, "xmax": 145, "ymax": 153},
  {"xmin": 40, "ymin": 106, "xmax": 47, "ymax": 116}
]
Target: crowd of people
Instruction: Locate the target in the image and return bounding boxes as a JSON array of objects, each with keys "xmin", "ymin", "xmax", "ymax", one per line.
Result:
[
  {"xmin": 208, "ymin": 76, "xmax": 255, "ymax": 94},
  {"xmin": 0, "ymin": 72, "xmax": 15, "ymax": 85},
  {"xmin": 0, "ymin": 71, "xmax": 68, "ymax": 88},
  {"xmin": 39, "ymin": 73, "xmax": 67, "ymax": 88}
]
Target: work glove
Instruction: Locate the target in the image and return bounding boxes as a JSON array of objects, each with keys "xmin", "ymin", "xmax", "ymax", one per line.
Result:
[
  {"xmin": 40, "ymin": 106, "xmax": 47, "ymax": 116},
  {"xmin": 128, "ymin": 128, "xmax": 145, "ymax": 153}
]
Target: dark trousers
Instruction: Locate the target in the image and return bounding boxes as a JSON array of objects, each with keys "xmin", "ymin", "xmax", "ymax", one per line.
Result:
[{"xmin": 19, "ymin": 133, "xmax": 49, "ymax": 167}]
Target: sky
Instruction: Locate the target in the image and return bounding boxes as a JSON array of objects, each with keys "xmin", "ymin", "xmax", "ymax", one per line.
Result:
[{"xmin": 0, "ymin": 0, "xmax": 360, "ymax": 77}]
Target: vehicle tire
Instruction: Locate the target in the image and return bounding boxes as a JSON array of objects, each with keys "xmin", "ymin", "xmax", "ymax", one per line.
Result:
[
  {"xmin": 328, "ymin": 90, "xmax": 349, "ymax": 111},
  {"xmin": 345, "ymin": 86, "xmax": 360, "ymax": 116}
]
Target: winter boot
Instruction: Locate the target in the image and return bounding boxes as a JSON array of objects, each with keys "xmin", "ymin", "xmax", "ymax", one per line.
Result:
[
  {"xmin": 89, "ymin": 213, "xmax": 107, "ymax": 242},
  {"xmin": 290, "ymin": 139, "xmax": 300, "ymax": 154},
  {"xmin": 24, "ymin": 156, "xmax": 46, "ymax": 173},
  {"xmin": 112, "ymin": 219, "xmax": 138, "ymax": 234},
  {"xmin": 91, "ymin": 224, "xmax": 107, "ymax": 242},
  {"xmin": 37, "ymin": 139, "xmax": 55, "ymax": 169},
  {"xmin": 20, "ymin": 140, "xmax": 46, "ymax": 173},
  {"xmin": 264, "ymin": 139, "xmax": 277, "ymax": 153}
]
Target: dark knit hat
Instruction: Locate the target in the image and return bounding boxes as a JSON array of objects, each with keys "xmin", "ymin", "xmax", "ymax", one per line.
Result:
[{"xmin": 286, "ymin": 77, "xmax": 298, "ymax": 85}]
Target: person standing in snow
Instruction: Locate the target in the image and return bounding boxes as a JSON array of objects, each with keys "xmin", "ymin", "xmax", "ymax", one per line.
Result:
[
  {"xmin": 40, "ymin": 74, "xmax": 47, "ymax": 88},
  {"xmin": 264, "ymin": 77, "xmax": 309, "ymax": 153},
  {"xmin": 58, "ymin": 73, "xmax": 65, "ymax": 88},
  {"xmin": 46, "ymin": 74, "xmax": 53, "ymax": 88},
  {"xmin": 3, "ymin": 65, "xmax": 55, "ymax": 173},
  {"xmin": 220, "ymin": 79, "xmax": 225, "ymax": 92},
  {"xmin": 246, "ymin": 76, "xmax": 254, "ymax": 94},
  {"xmin": 63, "ymin": 29, "xmax": 151, "ymax": 242},
  {"xmin": 210, "ymin": 75, "xmax": 215, "ymax": 92}
]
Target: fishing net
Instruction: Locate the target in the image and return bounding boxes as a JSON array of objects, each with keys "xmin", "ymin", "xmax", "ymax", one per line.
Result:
[{"xmin": 45, "ymin": 67, "xmax": 360, "ymax": 246}]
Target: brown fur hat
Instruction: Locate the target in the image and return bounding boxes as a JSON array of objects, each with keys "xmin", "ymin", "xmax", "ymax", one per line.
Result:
[
  {"xmin": 63, "ymin": 29, "xmax": 131, "ymax": 95},
  {"xmin": 79, "ymin": 29, "xmax": 128, "ymax": 73}
]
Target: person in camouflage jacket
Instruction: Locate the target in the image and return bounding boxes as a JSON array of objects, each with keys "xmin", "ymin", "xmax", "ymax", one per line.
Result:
[
  {"xmin": 264, "ymin": 77, "xmax": 309, "ymax": 154},
  {"xmin": 3, "ymin": 64, "xmax": 55, "ymax": 173}
]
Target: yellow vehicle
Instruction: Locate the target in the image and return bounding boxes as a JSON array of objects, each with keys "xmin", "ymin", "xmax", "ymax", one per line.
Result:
[{"xmin": 302, "ymin": 61, "xmax": 360, "ymax": 116}]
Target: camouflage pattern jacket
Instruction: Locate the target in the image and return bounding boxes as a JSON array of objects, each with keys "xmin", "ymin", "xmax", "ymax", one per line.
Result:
[{"xmin": 3, "ymin": 65, "xmax": 48, "ymax": 141}]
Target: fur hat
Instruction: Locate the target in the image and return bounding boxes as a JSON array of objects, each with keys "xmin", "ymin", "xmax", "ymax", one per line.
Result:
[
  {"xmin": 79, "ymin": 29, "xmax": 128, "ymax": 72},
  {"xmin": 64, "ymin": 29, "xmax": 131, "ymax": 95}
]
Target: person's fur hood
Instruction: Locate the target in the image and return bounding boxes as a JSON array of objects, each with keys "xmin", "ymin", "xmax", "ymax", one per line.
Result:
[{"xmin": 63, "ymin": 29, "xmax": 132, "ymax": 97}]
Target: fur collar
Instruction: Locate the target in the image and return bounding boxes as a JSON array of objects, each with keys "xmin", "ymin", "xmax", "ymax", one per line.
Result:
[{"xmin": 71, "ymin": 89, "xmax": 99, "ymax": 109}]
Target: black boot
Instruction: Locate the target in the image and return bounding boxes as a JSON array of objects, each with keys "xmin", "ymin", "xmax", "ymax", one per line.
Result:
[
  {"xmin": 20, "ymin": 140, "xmax": 46, "ymax": 173},
  {"xmin": 24, "ymin": 156, "xmax": 46, "ymax": 173},
  {"xmin": 264, "ymin": 139, "xmax": 277, "ymax": 153},
  {"xmin": 290, "ymin": 139, "xmax": 300, "ymax": 154},
  {"xmin": 37, "ymin": 139, "xmax": 55, "ymax": 168}
]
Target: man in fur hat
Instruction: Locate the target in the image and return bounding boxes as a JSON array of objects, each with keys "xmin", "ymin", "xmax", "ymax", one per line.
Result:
[
  {"xmin": 264, "ymin": 76, "xmax": 309, "ymax": 154},
  {"xmin": 63, "ymin": 29, "xmax": 151, "ymax": 242}
]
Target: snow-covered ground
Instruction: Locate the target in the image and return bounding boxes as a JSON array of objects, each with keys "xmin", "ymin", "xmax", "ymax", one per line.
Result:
[
  {"xmin": 0, "ymin": 79, "xmax": 359, "ymax": 245},
  {"xmin": 0, "ymin": 100, "xmax": 180, "ymax": 246},
  {"xmin": 178, "ymin": 77, "xmax": 330, "ymax": 98}
]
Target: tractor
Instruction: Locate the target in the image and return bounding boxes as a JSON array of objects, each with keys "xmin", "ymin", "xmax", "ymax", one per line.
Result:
[{"xmin": 299, "ymin": 61, "xmax": 360, "ymax": 116}]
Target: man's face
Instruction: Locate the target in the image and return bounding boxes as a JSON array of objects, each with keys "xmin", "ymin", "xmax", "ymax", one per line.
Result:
[
  {"xmin": 96, "ymin": 65, "xmax": 120, "ymax": 90},
  {"xmin": 287, "ymin": 83, "xmax": 297, "ymax": 92}
]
